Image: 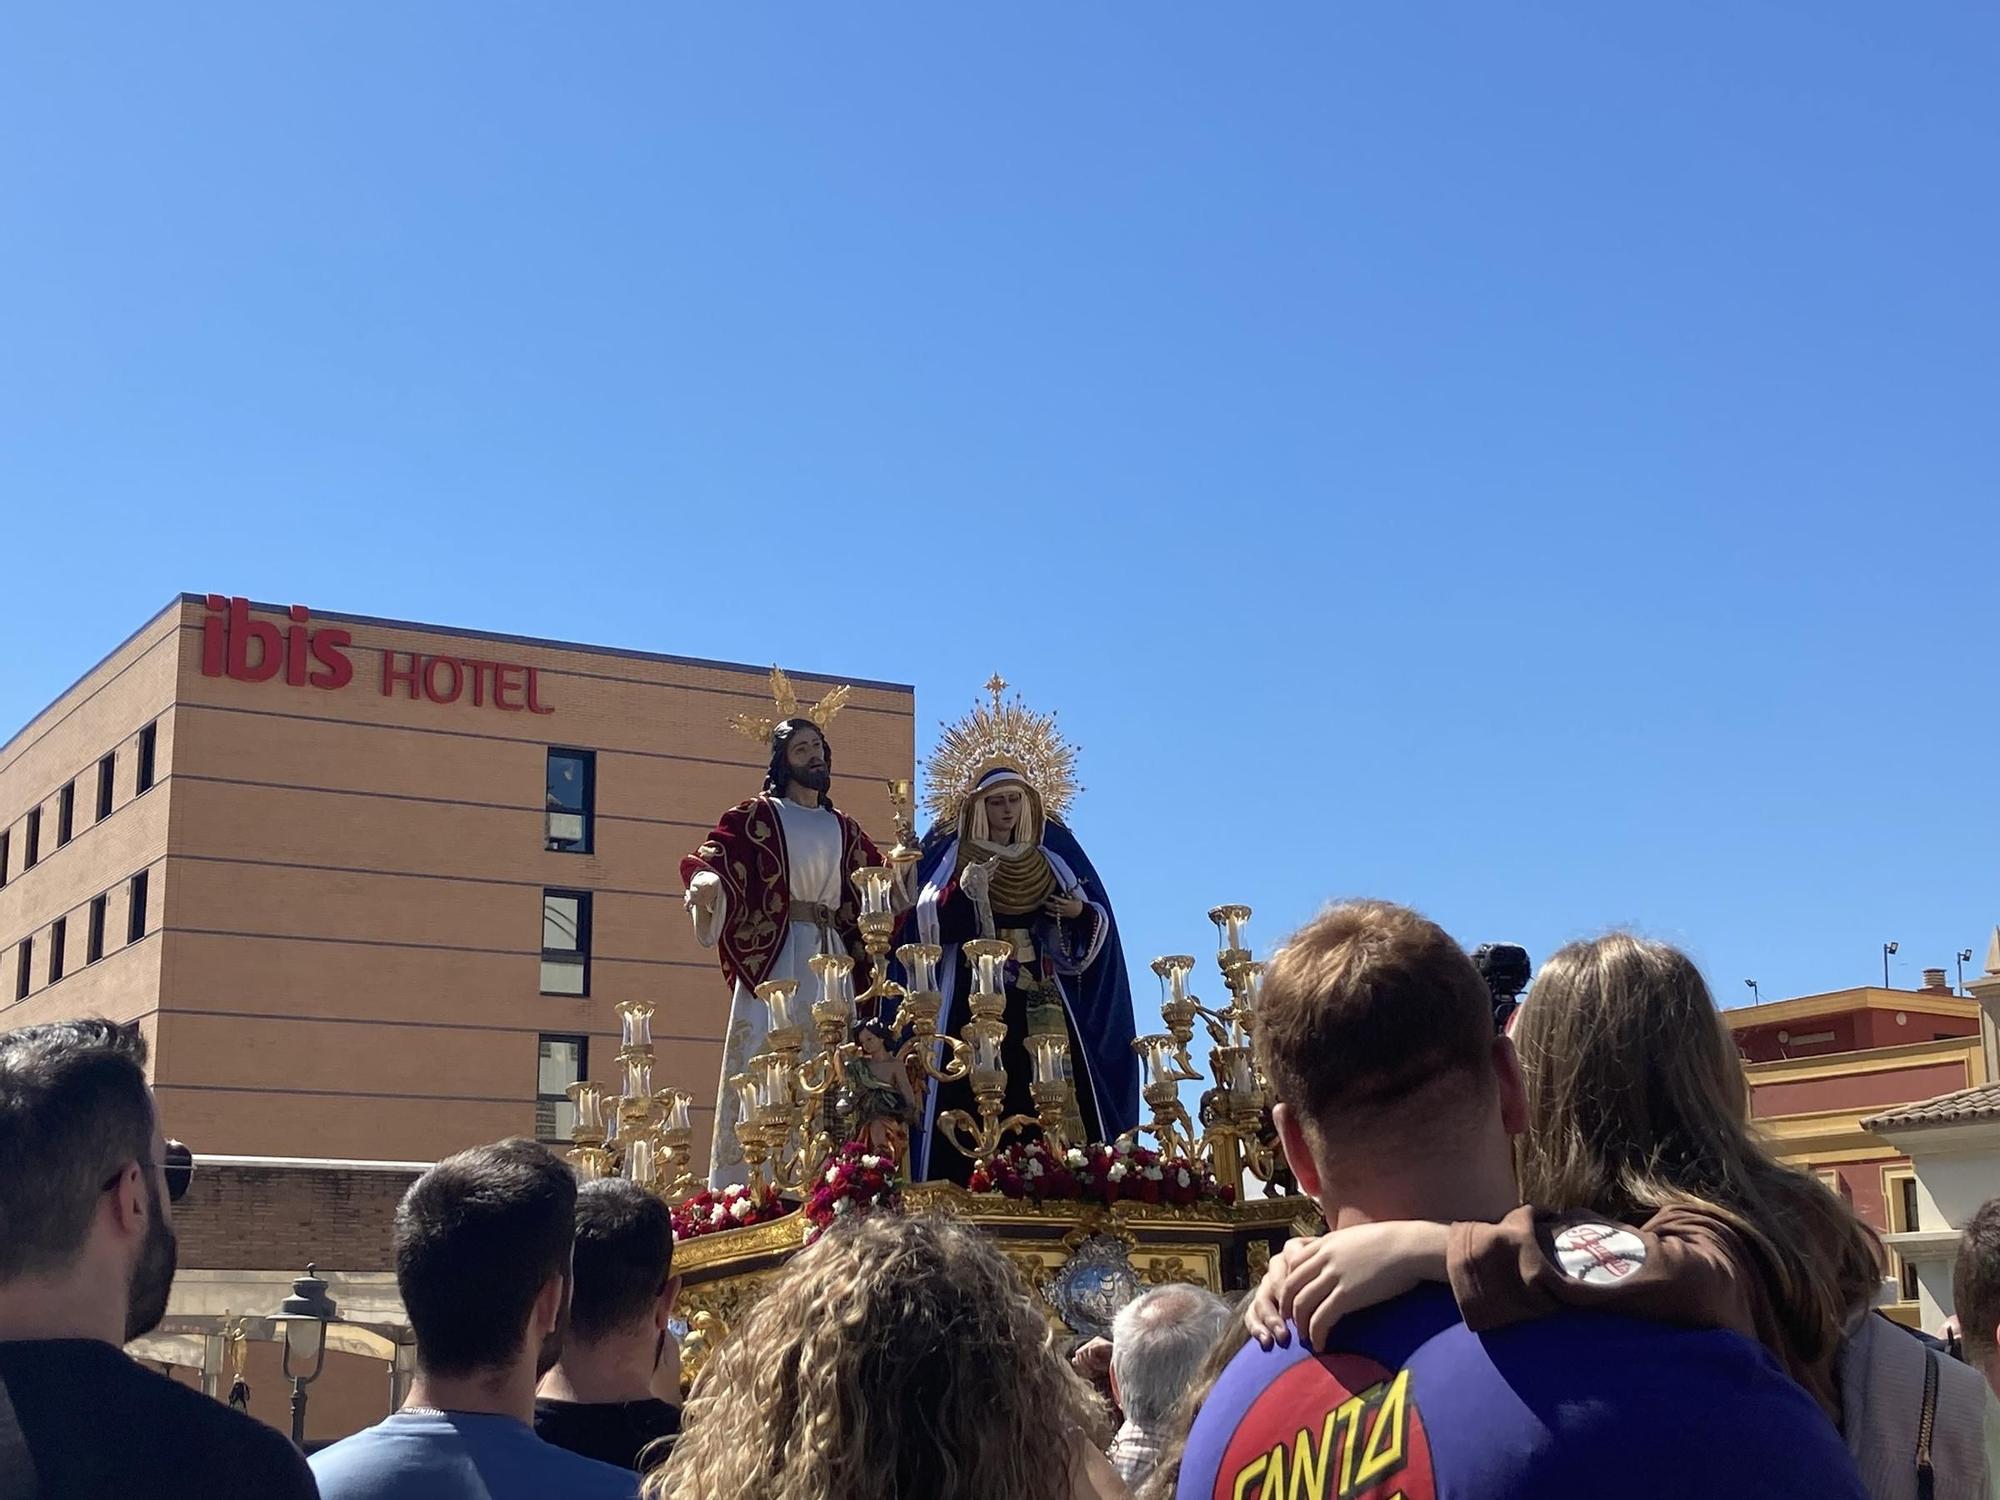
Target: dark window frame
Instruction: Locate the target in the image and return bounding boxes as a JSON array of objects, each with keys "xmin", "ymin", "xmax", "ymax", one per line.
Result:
[
  {"xmin": 539, "ymin": 888, "xmax": 592, "ymax": 997},
  {"xmin": 48, "ymin": 918, "xmax": 65, "ymax": 985},
  {"xmin": 56, "ymin": 782, "xmax": 75, "ymax": 847},
  {"xmin": 87, "ymin": 895, "xmax": 107, "ymax": 964},
  {"xmin": 535, "ymin": 1032, "xmax": 590, "ymax": 1142},
  {"xmin": 96, "ymin": 753, "xmax": 116, "ymax": 821},
  {"xmin": 0, "ymin": 829, "xmax": 8, "ymax": 887},
  {"xmin": 128, "ymin": 869, "xmax": 150, "ymax": 943},
  {"xmin": 545, "ymin": 748, "xmax": 598, "ymax": 855},
  {"xmin": 24, "ymin": 808, "xmax": 40, "ymax": 870},
  {"xmin": 15, "ymin": 938, "xmax": 31, "ymax": 1001},
  {"xmin": 136, "ymin": 723, "xmax": 157, "ymax": 795}
]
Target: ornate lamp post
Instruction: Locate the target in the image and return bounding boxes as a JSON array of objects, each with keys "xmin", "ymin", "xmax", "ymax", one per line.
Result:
[{"xmin": 271, "ymin": 1264, "xmax": 338, "ymax": 1449}]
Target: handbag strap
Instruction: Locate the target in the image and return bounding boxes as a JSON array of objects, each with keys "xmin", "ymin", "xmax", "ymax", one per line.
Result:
[
  {"xmin": 1914, "ymin": 1345, "xmax": 1940, "ymax": 1500},
  {"xmin": 0, "ymin": 1370, "xmax": 41, "ymax": 1500}
]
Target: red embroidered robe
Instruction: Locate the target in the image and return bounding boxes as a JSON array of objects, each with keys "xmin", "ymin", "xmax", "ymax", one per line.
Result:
[{"xmin": 680, "ymin": 795, "xmax": 884, "ymax": 992}]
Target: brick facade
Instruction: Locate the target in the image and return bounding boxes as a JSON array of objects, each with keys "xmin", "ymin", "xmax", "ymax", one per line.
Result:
[
  {"xmin": 174, "ymin": 1161, "xmax": 421, "ymax": 1274},
  {"xmin": 1, "ymin": 594, "xmax": 916, "ymax": 1169}
]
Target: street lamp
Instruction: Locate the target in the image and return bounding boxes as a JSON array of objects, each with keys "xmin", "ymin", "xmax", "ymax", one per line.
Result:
[
  {"xmin": 1959, "ymin": 948, "xmax": 1975, "ymax": 996},
  {"xmin": 1744, "ymin": 979, "xmax": 1760, "ymax": 1003},
  {"xmin": 272, "ymin": 1264, "xmax": 338, "ymax": 1450},
  {"xmin": 1882, "ymin": 942, "xmax": 1899, "ymax": 990}
]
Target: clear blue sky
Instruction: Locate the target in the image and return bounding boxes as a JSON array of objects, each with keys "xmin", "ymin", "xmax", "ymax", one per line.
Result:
[{"xmin": 4, "ymin": 4, "xmax": 1996, "ymax": 1028}]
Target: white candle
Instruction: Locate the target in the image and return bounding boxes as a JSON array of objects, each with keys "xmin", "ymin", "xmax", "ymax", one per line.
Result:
[
  {"xmin": 973, "ymin": 1032, "xmax": 1003, "ymax": 1074},
  {"xmin": 1226, "ymin": 1049, "xmax": 1254, "ymax": 1095},
  {"xmin": 617, "ymin": 1002, "xmax": 655, "ymax": 1049},
  {"xmin": 623, "ymin": 1138, "xmax": 653, "ymax": 1186},
  {"xmin": 760, "ymin": 982, "xmax": 802, "ymax": 1033},
  {"xmin": 665, "ymin": 1092, "xmax": 692, "ymax": 1134},
  {"xmin": 1032, "ymin": 1035, "xmax": 1069, "ymax": 1086},
  {"xmin": 900, "ymin": 945, "xmax": 939, "ymax": 996}
]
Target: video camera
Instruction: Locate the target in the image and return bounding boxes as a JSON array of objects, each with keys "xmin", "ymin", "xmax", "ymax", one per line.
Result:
[{"xmin": 1471, "ymin": 942, "xmax": 1531, "ymax": 1034}]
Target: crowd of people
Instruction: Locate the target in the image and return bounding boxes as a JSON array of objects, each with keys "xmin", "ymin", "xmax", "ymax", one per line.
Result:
[{"xmin": 3, "ymin": 901, "xmax": 1999, "ymax": 1498}]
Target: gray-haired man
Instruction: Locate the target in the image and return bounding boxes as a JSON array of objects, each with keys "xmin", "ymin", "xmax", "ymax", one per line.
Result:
[{"xmin": 1105, "ymin": 1283, "xmax": 1234, "ymax": 1488}]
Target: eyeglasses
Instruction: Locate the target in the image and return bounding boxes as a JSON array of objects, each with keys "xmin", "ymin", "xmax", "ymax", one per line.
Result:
[{"xmin": 102, "ymin": 1139, "xmax": 194, "ymax": 1204}]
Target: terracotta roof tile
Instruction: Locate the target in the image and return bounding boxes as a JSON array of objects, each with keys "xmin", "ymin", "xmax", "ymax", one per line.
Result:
[{"xmin": 1862, "ymin": 1083, "xmax": 2000, "ymax": 1132}]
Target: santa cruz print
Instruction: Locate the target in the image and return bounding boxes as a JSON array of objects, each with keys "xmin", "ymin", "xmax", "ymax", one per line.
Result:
[{"xmin": 1210, "ymin": 1354, "xmax": 1434, "ymax": 1500}]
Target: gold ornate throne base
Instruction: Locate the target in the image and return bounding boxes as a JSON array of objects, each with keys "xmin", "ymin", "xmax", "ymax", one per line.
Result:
[{"xmin": 672, "ymin": 1185, "xmax": 1322, "ymax": 1390}]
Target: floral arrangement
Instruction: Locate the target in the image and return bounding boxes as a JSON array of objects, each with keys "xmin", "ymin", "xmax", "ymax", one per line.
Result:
[
  {"xmin": 968, "ymin": 1137, "xmax": 1233, "ymax": 1208},
  {"xmin": 669, "ymin": 1181, "xmax": 789, "ymax": 1241},
  {"xmin": 804, "ymin": 1140, "xmax": 906, "ymax": 1244}
]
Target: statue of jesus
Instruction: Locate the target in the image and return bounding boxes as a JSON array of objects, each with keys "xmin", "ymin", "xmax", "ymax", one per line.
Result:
[{"xmin": 682, "ymin": 697, "xmax": 886, "ymax": 1188}]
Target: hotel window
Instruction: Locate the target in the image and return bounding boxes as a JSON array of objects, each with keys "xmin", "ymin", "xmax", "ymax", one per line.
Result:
[
  {"xmin": 540, "ymin": 890, "xmax": 591, "ymax": 996},
  {"xmin": 128, "ymin": 870, "xmax": 149, "ymax": 943},
  {"xmin": 96, "ymin": 753, "xmax": 116, "ymax": 821},
  {"xmin": 546, "ymin": 749, "xmax": 596, "ymax": 854},
  {"xmin": 15, "ymin": 938, "xmax": 31, "ymax": 1001},
  {"xmin": 57, "ymin": 782, "xmax": 74, "ymax": 847},
  {"xmin": 136, "ymin": 722, "xmax": 157, "ymax": 794},
  {"xmin": 24, "ymin": 808, "xmax": 40, "ymax": 870},
  {"xmin": 87, "ymin": 895, "xmax": 107, "ymax": 964},
  {"xmin": 48, "ymin": 918, "xmax": 65, "ymax": 985},
  {"xmin": 537, "ymin": 1034, "xmax": 588, "ymax": 1141}
]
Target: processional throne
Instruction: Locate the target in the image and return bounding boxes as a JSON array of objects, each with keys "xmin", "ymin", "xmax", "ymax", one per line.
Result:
[{"xmin": 566, "ymin": 679, "xmax": 1321, "ymax": 1387}]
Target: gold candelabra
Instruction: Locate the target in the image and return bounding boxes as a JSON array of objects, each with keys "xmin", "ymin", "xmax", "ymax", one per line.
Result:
[
  {"xmin": 570, "ymin": 886, "xmax": 1287, "ymax": 1215},
  {"xmin": 564, "ymin": 1000, "xmax": 699, "ymax": 1202},
  {"xmin": 937, "ymin": 938, "xmax": 1040, "ymax": 1159}
]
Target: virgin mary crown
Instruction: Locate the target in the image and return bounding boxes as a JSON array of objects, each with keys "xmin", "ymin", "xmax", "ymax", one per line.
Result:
[{"xmin": 924, "ymin": 676, "xmax": 1081, "ymax": 827}]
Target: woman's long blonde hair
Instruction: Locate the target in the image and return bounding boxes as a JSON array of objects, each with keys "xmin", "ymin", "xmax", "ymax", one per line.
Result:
[
  {"xmin": 647, "ymin": 1212, "xmax": 1108, "ymax": 1500},
  {"xmin": 1512, "ymin": 932, "xmax": 1882, "ymax": 1368}
]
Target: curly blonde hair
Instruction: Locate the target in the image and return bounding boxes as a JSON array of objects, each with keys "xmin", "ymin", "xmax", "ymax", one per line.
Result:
[{"xmin": 647, "ymin": 1213, "xmax": 1109, "ymax": 1500}]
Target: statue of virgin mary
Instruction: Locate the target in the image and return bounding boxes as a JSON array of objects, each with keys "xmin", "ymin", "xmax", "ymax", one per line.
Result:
[{"xmin": 903, "ymin": 681, "xmax": 1139, "ymax": 1183}]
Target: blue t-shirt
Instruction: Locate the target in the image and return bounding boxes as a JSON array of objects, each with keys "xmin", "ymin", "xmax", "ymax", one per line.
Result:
[
  {"xmin": 311, "ymin": 1410, "xmax": 640, "ymax": 1500},
  {"xmin": 1177, "ymin": 1285, "xmax": 1865, "ymax": 1500}
]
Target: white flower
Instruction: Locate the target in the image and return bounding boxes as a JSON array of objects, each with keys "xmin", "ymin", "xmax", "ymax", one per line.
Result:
[
  {"xmin": 1176, "ymin": 1168, "xmax": 1192, "ymax": 1187},
  {"xmin": 1065, "ymin": 1148, "xmax": 1087, "ymax": 1168},
  {"xmin": 1026, "ymin": 1159, "xmax": 1044, "ymax": 1177},
  {"xmin": 730, "ymin": 1198, "xmax": 755, "ymax": 1220},
  {"xmin": 1108, "ymin": 1162, "xmax": 1129, "ymax": 1182},
  {"xmin": 709, "ymin": 1205, "xmax": 727, "ymax": 1225},
  {"xmin": 1143, "ymin": 1165, "xmax": 1164, "ymax": 1181},
  {"xmin": 861, "ymin": 1155, "xmax": 883, "ymax": 1170},
  {"xmin": 833, "ymin": 1197, "xmax": 852, "ymax": 1214},
  {"xmin": 825, "ymin": 1167, "xmax": 841, "ymax": 1185}
]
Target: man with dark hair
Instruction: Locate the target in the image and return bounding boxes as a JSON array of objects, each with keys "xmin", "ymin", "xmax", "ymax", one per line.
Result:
[
  {"xmin": 0, "ymin": 1018, "xmax": 316, "ymax": 1498},
  {"xmin": 535, "ymin": 1179, "xmax": 682, "ymax": 1471},
  {"xmin": 1176, "ymin": 900, "xmax": 1866, "ymax": 1500},
  {"xmin": 1954, "ymin": 1195, "xmax": 2000, "ymax": 1398},
  {"xmin": 310, "ymin": 1139, "xmax": 636, "ymax": 1499}
]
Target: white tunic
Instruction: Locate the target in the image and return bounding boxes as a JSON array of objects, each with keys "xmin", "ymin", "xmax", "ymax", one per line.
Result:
[{"xmin": 692, "ymin": 797, "xmax": 844, "ymax": 1188}]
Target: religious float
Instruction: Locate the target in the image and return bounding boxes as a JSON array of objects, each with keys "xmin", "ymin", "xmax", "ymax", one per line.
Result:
[{"xmin": 565, "ymin": 673, "xmax": 1321, "ymax": 1387}]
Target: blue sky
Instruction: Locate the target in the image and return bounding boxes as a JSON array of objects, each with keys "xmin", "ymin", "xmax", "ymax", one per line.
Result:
[{"xmin": 3, "ymin": 4, "xmax": 1996, "ymax": 1026}]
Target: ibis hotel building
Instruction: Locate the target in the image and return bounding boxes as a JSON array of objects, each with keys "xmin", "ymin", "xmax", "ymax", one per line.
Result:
[{"xmin": 0, "ymin": 592, "xmax": 914, "ymax": 1175}]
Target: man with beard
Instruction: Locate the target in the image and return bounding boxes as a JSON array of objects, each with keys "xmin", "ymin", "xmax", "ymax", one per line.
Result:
[
  {"xmin": 683, "ymin": 713, "xmax": 888, "ymax": 1187},
  {"xmin": 310, "ymin": 1140, "xmax": 637, "ymax": 1499},
  {"xmin": 0, "ymin": 1018, "xmax": 315, "ymax": 1499}
]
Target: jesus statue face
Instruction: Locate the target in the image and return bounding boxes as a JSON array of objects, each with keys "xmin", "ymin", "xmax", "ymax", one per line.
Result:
[
  {"xmin": 784, "ymin": 727, "xmax": 830, "ymax": 793},
  {"xmin": 983, "ymin": 786, "xmax": 1026, "ymax": 842}
]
